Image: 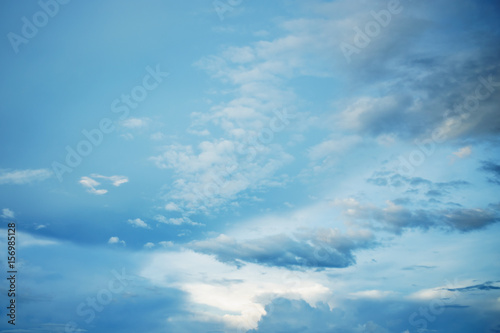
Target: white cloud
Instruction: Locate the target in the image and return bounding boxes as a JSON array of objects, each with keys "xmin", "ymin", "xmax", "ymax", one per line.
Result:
[
  {"xmin": 150, "ymin": 139, "xmax": 293, "ymax": 213},
  {"xmin": 91, "ymin": 174, "xmax": 129, "ymax": 187},
  {"xmin": 349, "ymin": 290, "xmax": 395, "ymax": 299},
  {"xmin": 1, "ymin": 231, "xmax": 59, "ymax": 247},
  {"xmin": 121, "ymin": 117, "xmax": 150, "ymax": 128},
  {"xmin": 79, "ymin": 174, "xmax": 128, "ymax": 195},
  {"xmin": 1, "ymin": 208, "xmax": 14, "ymax": 219},
  {"xmin": 165, "ymin": 202, "xmax": 181, "ymax": 211},
  {"xmin": 159, "ymin": 241, "xmax": 174, "ymax": 247},
  {"xmin": 128, "ymin": 218, "xmax": 150, "ymax": 229},
  {"xmin": 108, "ymin": 236, "xmax": 126, "ymax": 246},
  {"xmin": 150, "ymin": 132, "xmax": 166, "ymax": 140},
  {"xmin": 453, "ymin": 146, "xmax": 472, "ymax": 158},
  {"xmin": 308, "ymin": 135, "xmax": 362, "ymax": 161},
  {"xmin": 140, "ymin": 250, "xmax": 331, "ymax": 331},
  {"xmin": 0, "ymin": 168, "xmax": 52, "ymax": 185},
  {"xmin": 144, "ymin": 242, "xmax": 155, "ymax": 249},
  {"xmin": 79, "ymin": 176, "xmax": 108, "ymax": 195},
  {"xmin": 154, "ymin": 215, "xmax": 204, "ymax": 226}
]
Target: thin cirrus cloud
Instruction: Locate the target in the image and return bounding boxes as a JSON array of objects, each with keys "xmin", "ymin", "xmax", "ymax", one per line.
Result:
[
  {"xmin": 0, "ymin": 168, "xmax": 52, "ymax": 185},
  {"xmin": 79, "ymin": 174, "xmax": 128, "ymax": 195},
  {"xmin": 1, "ymin": 208, "xmax": 14, "ymax": 219},
  {"xmin": 154, "ymin": 215, "xmax": 204, "ymax": 226}
]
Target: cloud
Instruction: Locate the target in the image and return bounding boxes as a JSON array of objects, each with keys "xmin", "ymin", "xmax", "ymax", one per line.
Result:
[
  {"xmin": 108, "ymin": 236, "xmax": 126, "ymax": 246},
  {"xmin": 165, "ymin": 202, "xmax": 181, "ymax": 211},
  {"xmin": 154, "ymin": 215, "xmax": 203, "ymax": 226},
  {"xmin": 18, "ymin": 232, "xmax": 59, "ymax": 247},
  {"xmin": 366, "ymin": 171, "xmax": 469, "ymax": 197},
  {"xmin": 150, "ymin": 132, "xmax": 166, "ymax": 140},
  {"xmin": 151, "ymin": 139, "xmax": 293, "ymax": 213},
  {"xmin": 480, "ymin": 161, "xmax": 500, "ymax": 185},
  {"xmin": 445, "ymin": 281, "xmax": 500, "ymax": 292},
  {"xmin": 1, "ymin": 208, "xmax": 14, "ymax": 219},
  {"xmin": 79, "ymin": 176, "xmax": 108, "ymax": 195},
  {"xmin": 0, "ymin": 168, "xmax": 52, "ymax": 185},
  {"xmin": 334, "ymin": 198, "xmax": 499, "ymax": 234},
  {"xmin": 453, "ymin": 146, "xmax": 472, "ymax": 159},
  {"xmin": 144, "ymin": 242, "xmax": 155, "ymax": 249},
  {"xmin": 79, "ymin": 174, "xmax": 128, "ymax": 194},
  {"xmin": 120, "ymin": 117, "xmax": 150, "ymax": 128},
  {"xmin": 348, "ymin": 290, "xmax": 395, "ymax": 300},
  {"xmin": 128, "ymin": 218, "xmax": 150, "ymax": 229},
  {"xmin": 189, "ymin": 228, "xmax": 375, "ymax": 269},
  {"xmin": 140, "ymin": 250, "xmax": 332, "ymax": 331}
]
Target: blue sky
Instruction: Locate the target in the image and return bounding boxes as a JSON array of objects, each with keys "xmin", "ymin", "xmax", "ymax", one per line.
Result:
[{"xmin": 1, "ymin": 0, "xmax": 500, "ymax": 332}]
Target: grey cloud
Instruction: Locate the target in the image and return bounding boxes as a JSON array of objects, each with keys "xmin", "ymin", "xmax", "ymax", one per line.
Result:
[
  {"xmin": 443, "ymin": 208, "xmax": 500, "ymax": 232},
  {"xmin": 336, "ymin": 199, "xmax": 499, "ymax": 234},
  {"xmin": 367, "ymin": 172, "xmax": 469, "ymax": 198},
  {"xmin": 332, "ymin": 0, "xmax": 500, "ymax": 142},
  {"xmin": 189, "ymin": 229, "xmax": 376, "ymax": 269},
  {"xmin": 402, "ymin": 265, "xmax": 436, "ymax": 271},
  {"xmin": 481, "ymin": 161, "xmax": 500, "ymax": 185},
  {"xmin": 445, "ymin": 281, "xmax": 500, "ymax": 292}
]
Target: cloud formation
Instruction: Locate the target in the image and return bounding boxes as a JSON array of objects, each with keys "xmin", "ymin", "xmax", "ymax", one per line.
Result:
[
  {"xmin": 190, "ymin": 228, "xmax": 375, "ymax": 269},
  {"xmin": 79, "ymin": 174, "xmax": 128, "ymax": 195},
  {"xmin": 128, "ymin": 218, "xmax": 150, "ymax": 229},
  {"xmin": 0, "ymin": 168, "xmax": 52, "ymax": 185},
  {"xmin": 1, "ymin": 208, "xmax": 14, "ymax": 219}
]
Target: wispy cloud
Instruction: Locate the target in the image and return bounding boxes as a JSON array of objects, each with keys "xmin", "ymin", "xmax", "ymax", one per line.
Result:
[
  {"xmin": 154, "ymin": 215, "xmax": 204, "ymax": 226},
  {"xmin": 79, "ymin": 174, "xmax": 128, "ymax": 195},
  {"xmin": 120, "ymin": 117, "xmax": 150, "ymax": 129},
  {"xmin": 0, "ymin": 168, "xmax": 52, "ymax": 185},
  {"xmin": 453, "ymin": 146, "xmax": 472, "ymax": 159},
  {"xmin": 1, "ymin": 208, "xmax": 14, "ymax": 219}
]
